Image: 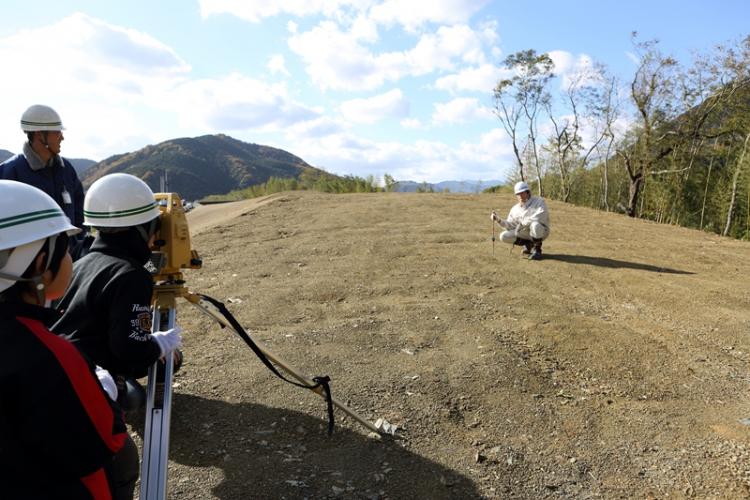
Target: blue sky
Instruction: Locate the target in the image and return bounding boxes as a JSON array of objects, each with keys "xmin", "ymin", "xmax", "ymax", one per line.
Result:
[{"xmin": 1, "ymin": 1, "xmax": 747, "ymax": 183}]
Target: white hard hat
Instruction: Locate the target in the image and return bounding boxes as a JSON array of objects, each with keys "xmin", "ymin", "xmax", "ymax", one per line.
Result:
[
  {"xmin": 84, "ymin": 173, "xmax": 160, "ymax": 228},
  {"xmin": 20, "ymin": 104, "xmax": 65, "ymax": 132},
  {"xmin": 514, "ymin": 181, "xmax": 531, "ymax": 194},
  {"xmin": 0, "ymin": 180, "xmax": 80, "ymax": 293}
]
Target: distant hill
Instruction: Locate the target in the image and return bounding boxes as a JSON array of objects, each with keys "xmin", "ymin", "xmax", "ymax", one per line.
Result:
[
  {"xmin": 395, "ymin": 179, "xmax": 503, "ymax": 193},
  {"xmin": 0, "ymin": 148, "xmax": 95, "ymax": 177},
  {"xmin": 81, "ymin": 134, "xmax": 324, "ymax": 201},
  {"xmin": 68, "ymin": 158, "xmax": 97, "ymax": 177}
]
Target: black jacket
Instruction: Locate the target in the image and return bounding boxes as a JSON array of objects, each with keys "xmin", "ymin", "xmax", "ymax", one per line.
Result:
[
  {"xmin": 53, "ymin": 230, "xmax": 162, "ymax": 378},
  {"xmin": 0, "ymin": 300, "xmax": 126, "ymax": 499}
]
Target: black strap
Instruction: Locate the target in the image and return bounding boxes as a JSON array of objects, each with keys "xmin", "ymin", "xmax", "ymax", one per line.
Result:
[{"xmin": 198, "ymin": 293, "xmax": 335, "ymax": 435}]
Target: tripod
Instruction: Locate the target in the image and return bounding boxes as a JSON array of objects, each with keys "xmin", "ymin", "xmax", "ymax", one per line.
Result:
[{"xmin": 139, "ymin": 282, "xmax": 181, "ymax": 500}]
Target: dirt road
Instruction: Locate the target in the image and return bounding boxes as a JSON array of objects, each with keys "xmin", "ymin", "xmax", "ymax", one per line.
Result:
[{"xmin": 131, "ymin": 191, "xmax": 750, "ymax": 499}]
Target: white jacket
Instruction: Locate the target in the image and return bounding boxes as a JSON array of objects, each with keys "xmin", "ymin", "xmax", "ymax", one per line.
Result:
[{"xmin": 504, "ymin": 196, "xmax": 550, "ymax": 230}]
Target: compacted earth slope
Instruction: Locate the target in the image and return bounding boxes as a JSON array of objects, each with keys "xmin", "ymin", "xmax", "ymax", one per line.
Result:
[{"xmin": 130, "ymin": 191, "xmax": 750, "ymax": 499}]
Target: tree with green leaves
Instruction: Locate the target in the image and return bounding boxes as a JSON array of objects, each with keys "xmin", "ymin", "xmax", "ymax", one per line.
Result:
[
  {"xmin": 493, "ymin": 50, "xmax": 554, "ymax": 195},
  {"xmin": 383, "ymin": 173, "xmax": 397, "ymax": 192},
  {"xmin": 616, "ymin": 34, "xmax": 679, "ymax": 217}
]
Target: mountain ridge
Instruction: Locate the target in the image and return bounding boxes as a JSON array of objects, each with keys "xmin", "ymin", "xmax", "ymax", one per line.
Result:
[{"xmin": 80, "ymin": 134, "xmax": 326, "ymax": 200}]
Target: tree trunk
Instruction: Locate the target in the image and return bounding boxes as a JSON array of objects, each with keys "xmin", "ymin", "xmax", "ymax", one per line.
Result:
[
  {"xmin": 699, "ymin": 150, "xmax": 716, "ymax": 230},
  {"xmin": 723, "ymin": 131, "xmax": 750, "ymax": 236},
  {"xmin": 626, "ymin": 171, "xmax": 644, "ymax": 217},
  {"xmin": 602, "ymin": 136, "xmax": 614, "ymax": 211}
]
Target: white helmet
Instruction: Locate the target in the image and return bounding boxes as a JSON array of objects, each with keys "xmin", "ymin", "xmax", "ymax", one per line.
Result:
[
  {"xmin": 84, "ymin": 173, "xmax": 160, "ymax": 228},
  {"xmin": 20, "ymin": 104, "xmax": 65, "ymax": 132},
  {"xmin": 0, "ymin": 180, "xmax": 80, "ymax": 293},
  {"xmin": 514, "ymin": 181, "xmax": 531, "ymax": 195}
]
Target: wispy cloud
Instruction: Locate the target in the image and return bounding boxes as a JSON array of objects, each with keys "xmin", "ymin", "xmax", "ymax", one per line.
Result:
[
  {"xmin": 432, "ymin": 97, "xmax": 493, "ymax": 124},
  {"xmin": 435, "ymin": 63, "xmax": 511, "ymax": 94},
  {"xmin": 340, "ymin": 89, "xmax": 410, "ymax": 123},
  {"xmin": 267, "ymin": 54, "xmax": 291, "ymax": 76}
]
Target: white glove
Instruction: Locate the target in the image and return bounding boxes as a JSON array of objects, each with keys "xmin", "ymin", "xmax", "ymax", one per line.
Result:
[
  {"xmin": 151, "ymin": 326, "xmax": 183, "ymax": 358},
  {"xmin": 490, "ymin": 211, "xmax": 497, "ymax": 221},
  {"xmin": 95, "ymin": 366, "xmax": 118, "ymax": 400}
]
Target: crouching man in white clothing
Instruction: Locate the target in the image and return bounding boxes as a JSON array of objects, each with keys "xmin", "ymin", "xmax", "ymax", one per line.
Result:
[{"xmin": 491, "ymin": 181, "xmax": 550, "ymax": 260}]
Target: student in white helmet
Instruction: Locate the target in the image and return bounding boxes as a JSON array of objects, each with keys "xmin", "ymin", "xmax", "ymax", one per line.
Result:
[
  {"xmin": 491, "ymin": 181, "xmax": 550, "ymax": 260},
  {"xmin": 52, "ymin": 173, "xmax": 182, "ymax": 500},
  {"xmin": 0, "ymin": 105, "xmax": 87, "ymax": 257},
  {"xmin": 0, "ymin": 180, "xmax": 127, "ymax": 499}
]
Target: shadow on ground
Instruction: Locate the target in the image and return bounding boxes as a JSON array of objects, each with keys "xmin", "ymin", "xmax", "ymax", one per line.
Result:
[
  {"xmin": 132, "ymin": 393, "xmax": 482, "ymax": 499},
  {"xmin": 543, "ymin": 253, "xmax": 695, "ymax": 275}
]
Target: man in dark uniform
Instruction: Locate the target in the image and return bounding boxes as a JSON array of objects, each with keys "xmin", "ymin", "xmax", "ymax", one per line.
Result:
[{"xmin": 0, "ymin": 104, "xmax": 89, "ymax": 258}]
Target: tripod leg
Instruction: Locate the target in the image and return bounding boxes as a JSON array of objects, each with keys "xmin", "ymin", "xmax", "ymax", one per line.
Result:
[{"xmin": 140, "ymin": 306, "xmax": 176, "ymax": 500}]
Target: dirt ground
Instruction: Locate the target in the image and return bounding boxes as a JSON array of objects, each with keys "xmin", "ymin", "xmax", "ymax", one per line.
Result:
[{"xmin": 129, "ymin": 191, "xmax": 750, "ymax": 499}]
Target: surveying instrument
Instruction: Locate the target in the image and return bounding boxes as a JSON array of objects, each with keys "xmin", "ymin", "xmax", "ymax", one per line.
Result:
[{"xmin": 139, "ymin": 193, "xmax": 382, "ymax": 500}]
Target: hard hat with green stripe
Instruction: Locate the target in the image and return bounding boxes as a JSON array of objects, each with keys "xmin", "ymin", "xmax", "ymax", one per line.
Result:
[
  {"xmin": 84, "ymin": 173, "xmax": 160, "ymax": 228},
  {"xmin": 20, "ymin": 104, "xmax": 65, "ymax": 132},
  {"xmin": 0, "ymin": 180, "xmax": 80, "ymax": 293}
]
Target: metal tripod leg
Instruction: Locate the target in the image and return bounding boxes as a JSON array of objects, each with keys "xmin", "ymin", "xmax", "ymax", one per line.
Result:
[{"xmin": 140, "ymin": 306, "xmax": 176, "ymax": 500}]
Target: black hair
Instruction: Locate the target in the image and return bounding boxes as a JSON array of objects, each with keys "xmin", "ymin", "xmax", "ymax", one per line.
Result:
[
  {"xmin": 21, "ymin": 233, "xmax": 69, "ymax": 279},
  {"xmin": 0, "ymin": 233, "xmax": 69, "ymax": 302}
]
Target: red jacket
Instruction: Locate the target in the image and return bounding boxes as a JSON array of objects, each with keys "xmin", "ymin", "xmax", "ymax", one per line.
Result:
[{"xmin": 0, "ymin": 301, "xmax": 127, "ymax": 499}]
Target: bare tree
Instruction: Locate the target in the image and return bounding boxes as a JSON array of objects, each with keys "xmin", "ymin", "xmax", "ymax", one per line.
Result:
[
  {"xmin": 493, "ymin": 50, "xmax": 554, "ymax": 195},
  {"xmin": 593, "ymin": 75, "xmax": 621, "ymax": 211},
  {"xmin": 546, "ymin": 63, "xmax": 617, "ymax": 203}
]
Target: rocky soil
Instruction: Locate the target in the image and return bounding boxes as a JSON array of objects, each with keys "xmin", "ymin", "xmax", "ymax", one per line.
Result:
[{"xmin": 128, "ymin": 191, "xmax": 750, "ymax": 499}]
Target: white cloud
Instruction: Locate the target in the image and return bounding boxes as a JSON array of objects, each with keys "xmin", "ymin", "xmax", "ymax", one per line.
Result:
[
  {"xmin": 400, "ymin": 118, "xmax": 423, "ymax": 129},
  {"xmin": 434, "ymin": 63, "xmax": 511, "ymax": 94},
  {"xmin": 201, "ymin": 0, "xmax": 490, "ymax": 34},
  {"xmin": 267, "ymin": 54, "xmax": 291, "ymax": 76},
  {"xmin": 548, "ymin": 50, "xmax": 598, "ymax": 88},
  {"xmin": 289, "ymin": 22, "xmax": 491, "ymax": 91},
  {"xmin": 287, "ymin": 21, "xmax": 380, "ymax": 91},
  {"xmin": 340, "ymin": 89, "xmax": 409, "ymax": 123},
  {"xmin": 548, "ymin": 50, "xmax": 574, "ymax": 75},
  {"xmin": 432, "ymin": 97, "xmax": 493, "ymax": 124},
  {"xmin": 286, "ymin": 116, "xmax": 347, "ymax": 139},
  {"xmin": 170, "ymin": 74, "xmax": 320, "ymax": 131},
  {"xmin": 370, "ymin": 0, "xmax": 489, "ymax": 32},
  {"xmin": 350, "ymin": 14, "xmax": 379, "ymax": 42},
  {"xmin": 290, "ymin": 126, "xmax": 515, "ymax": 182},
  {"xmin": 0, "ymin": 14, "xmax": 322, "ymax": 159},
  {"xmin": 0, "ymin": 13, "xmax": 191, "ymax": 159},
  {"xmin": 0, "ymin": 12, "xmax": 189, "ymax": 90},
  {"xmin": 198, "ymin": 0, "xmax": 371, "ymax": 23},
  {"xmin": 409, "ymin": 24, "xmax": 487, "ymax": 68}
]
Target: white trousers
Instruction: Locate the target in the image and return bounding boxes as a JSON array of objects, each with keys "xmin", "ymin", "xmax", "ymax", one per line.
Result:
[{"xmin": 500, "ymin": 222, "xmax": 549, "ymax": 244}]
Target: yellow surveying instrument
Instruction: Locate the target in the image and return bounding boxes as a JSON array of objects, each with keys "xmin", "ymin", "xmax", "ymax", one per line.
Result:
[
  {"xmin": 140, "ymin": 193, "xmax": 382, "ymax": 500},
  {"xmin": 140, "ymin": 192, "xmax": 201, "ymax": 500}
]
